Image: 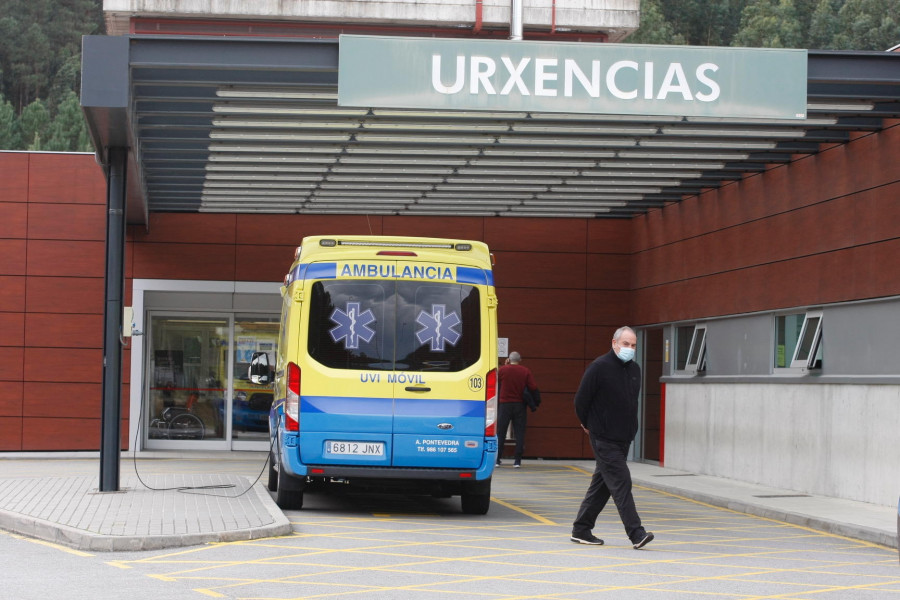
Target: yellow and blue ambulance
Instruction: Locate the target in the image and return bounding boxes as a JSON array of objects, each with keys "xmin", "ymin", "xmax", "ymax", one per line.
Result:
[{"xmin": 251, "ymin": 235, "xmax": 499, "ymax": 513}]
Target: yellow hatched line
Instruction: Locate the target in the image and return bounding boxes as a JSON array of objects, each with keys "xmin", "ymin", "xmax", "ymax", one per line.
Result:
[
  {"xmin": 565, "ymin": 465, "xmax": 894, "ymax": 552},
  {"xmin": 0, "ymin": 530, "xmax": 93, "ymax": 557},
  {"xmin": 489, "ymin": 496, "xmax": 557, "ymax": 525}
]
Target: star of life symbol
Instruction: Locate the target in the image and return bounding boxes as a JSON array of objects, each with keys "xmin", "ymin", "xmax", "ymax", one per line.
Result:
[
  {"xmin": 416, "ymin": 304, "xmax": 461, "ymax": 352},
  {"xmin": 329, "ymin": 302, "xmax": 376, "ymax": 350}
]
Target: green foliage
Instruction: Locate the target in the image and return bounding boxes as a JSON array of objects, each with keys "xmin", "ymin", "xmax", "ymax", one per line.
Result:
[
  {"xmin": 623, "ymin": 0, "xmax": 900, "ymax": 50},
  {"xmin": 0, "ymin": 0, "xmax": 102, "ymax": 150},
  {"xmin": 808, "ymin": 0, "xmax": 843, "ymax": 49},
  {"xmin": 45, "ymin": 90, "xmax": 92, "ymax": 152},
  {"xmin": 831, "ymin": 0, "xmax": 900, "ymax": 50},
  {"xmin": 0, "ymin": 94, "xmax": 22, "ymax": 148},
  {"xmin": 20, "ymin": 99, "xmax": 50, "ymax": 150},
  {"xmin": 732, "ymin": 0, "xmax": 805, "ymax": 48},
  {"xmin": 626, "ymin": 0, "xmax": 687, "ymax": 45}
]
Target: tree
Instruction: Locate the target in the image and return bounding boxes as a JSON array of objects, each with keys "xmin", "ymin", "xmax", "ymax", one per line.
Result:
[
  {"xmin": 732, "ymin": 0, "xmax": 805, "ymax": 48},
  {"xmin": 19, "ymin": 98, "xmax": 50, "ymax": 150},
  {"xmin": 0, "ymin": 0, "xmax": 103, "ymax": 112},
  {"xmin": 832, "ymin": 0, "xmax": 900, "ymax": 50},
  {"xmin": 0, "ymin": 94, "xmax": 22, "ymax": 148},
  {"xmin": 626, "ymin": 0, "xmax": 687, "ymax": 45},
  {"xmin": 45, "ymin": 90, "xmax": 92, "ymax": 151},
  {"xmin": 808, "ymin": 0, "xmax": 843, "ymax": 48}
]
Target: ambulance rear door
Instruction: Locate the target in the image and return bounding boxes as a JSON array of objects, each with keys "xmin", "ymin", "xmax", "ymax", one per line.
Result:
[
  {"xmin": 299, "ymin": 266, "xmax": 395, "ymax": 467},
  {"xmin": 389, "ymin": 261, "xmax": 491, "ymax": 469}
]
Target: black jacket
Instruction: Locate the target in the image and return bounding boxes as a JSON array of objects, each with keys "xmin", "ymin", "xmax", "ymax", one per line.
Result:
[{"xmin": 574, "ymin": 349, "xmax": 642, "ymax": 443}]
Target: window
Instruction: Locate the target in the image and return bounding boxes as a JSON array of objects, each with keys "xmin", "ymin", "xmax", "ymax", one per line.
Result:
[
  {"xmin": 307, "ymin": 280, "xmax": 481, "ymax": 372},
  {"xmin": 685, "ymin": 324, "xmax": 707, "ymax": 372},
  {"xmin": 791, "ymin": 310, "xmax": 823, "ymax": 369},
  {"xmin": 675, "ymin": 323, "xmax": 706, "ymax": 374},
  {"xmin": 775, "ymin": 310, "xmax": 823, "ymax": 370},
  {"xmin": 674, "ymin": 325, "xmax": 694, "ymax": 371}
]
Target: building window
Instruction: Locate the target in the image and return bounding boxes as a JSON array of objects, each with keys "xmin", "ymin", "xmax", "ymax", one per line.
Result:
[
  {"xmin": 775, "ymin": 310, "xmax": 823, "ymax": 370},
  {"xmin": 685, "ymin": 324, "xmax": 707, "ymax": 372},
  {"xmin": 675, "ymin": 325, "xmax": 693, "ymax": 370},
  {"xmin": 675, "ymin": 324, "xmax": 706, "ymax": 374}
]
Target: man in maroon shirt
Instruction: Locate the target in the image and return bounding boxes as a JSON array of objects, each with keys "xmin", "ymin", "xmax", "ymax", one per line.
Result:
[{"xmin": 497, "ymin": 351, "xmax": 541, "ymax": 468}]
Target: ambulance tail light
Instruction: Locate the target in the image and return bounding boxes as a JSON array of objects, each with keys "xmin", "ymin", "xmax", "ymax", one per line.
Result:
[
  {"xmin": 285, "ymin": 362, "xmax": 301, "ymax": 432},
  {"xmin": 484, "ymin": 368, "xmax": 498, "ymax": 437}
]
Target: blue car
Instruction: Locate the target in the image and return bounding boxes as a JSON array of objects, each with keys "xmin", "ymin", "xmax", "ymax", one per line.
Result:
[{"xmin": 233, "ymin": 391, "xmax": 273, "ymax": 432}]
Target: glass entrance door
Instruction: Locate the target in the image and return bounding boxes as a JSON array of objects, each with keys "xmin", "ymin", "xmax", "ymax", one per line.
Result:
[
  {"xmin": 231, "ymin": 315, "xmax": 279, "ymax": 450},
  {"xmin": 147, "ymin": 315, "xmax": 229, "ymax": 446}
]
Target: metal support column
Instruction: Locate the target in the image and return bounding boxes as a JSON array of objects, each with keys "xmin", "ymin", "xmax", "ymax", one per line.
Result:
[
  {"xmin": 99, "ymin": 146, "xmax": 128, "ymax": 492},
  {"xmin": 510, "ymin": 0, "xmax": 523, "ymax": 40}
]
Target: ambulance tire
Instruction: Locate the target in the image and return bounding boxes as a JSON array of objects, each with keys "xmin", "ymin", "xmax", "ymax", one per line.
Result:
[
  {"xmin": 460, "ymin": 479, "xmax": 491, "ymax": 515},
  {"xmin": 276, "ymin": 466, "xmax": 305, "ymax": 510},
  {"xmin": 267, "ymin": 450, "xmax": 277, "ymax": 492}
]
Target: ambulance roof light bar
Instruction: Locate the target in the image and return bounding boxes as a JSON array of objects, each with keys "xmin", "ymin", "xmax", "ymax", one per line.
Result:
[{"xmin": 319, "ymin": 239, "xmax": 472, "ymax": 251}]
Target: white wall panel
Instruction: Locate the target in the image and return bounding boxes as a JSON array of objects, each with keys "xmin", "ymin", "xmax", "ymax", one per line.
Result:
[{"xmin": 665, "ymin": 383, "xmax": 900, "ymax": 507}]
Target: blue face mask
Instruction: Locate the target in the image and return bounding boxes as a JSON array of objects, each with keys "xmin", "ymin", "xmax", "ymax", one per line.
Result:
[{"xmin": 617, "ymin": 346, "xmax": 635, "ymax": 362}]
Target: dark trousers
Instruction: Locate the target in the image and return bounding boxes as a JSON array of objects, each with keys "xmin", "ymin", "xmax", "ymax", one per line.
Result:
[
  {"xmin": 497, "ymin": 401, "xmax": 527, "ymax": 460},
  {"xmin": 572, "ymin": 435, "xmax": 646, "ymax": 543}
]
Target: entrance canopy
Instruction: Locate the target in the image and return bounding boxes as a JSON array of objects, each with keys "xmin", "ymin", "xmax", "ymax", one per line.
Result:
[{"xmin": 81, "ymin": 35, "xmax": 900, "ymax": 224}]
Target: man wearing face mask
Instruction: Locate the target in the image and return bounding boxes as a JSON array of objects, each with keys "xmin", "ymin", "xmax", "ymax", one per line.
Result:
[{"xmin": 569, "ymin": 326, "xmax": 654, "ymax": 549}]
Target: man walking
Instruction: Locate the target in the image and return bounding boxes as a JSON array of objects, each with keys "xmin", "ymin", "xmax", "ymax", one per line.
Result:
[
  {"xmin": 570, "ymin": 326, "xmax": 654, "ymax": 549},
  {"xmin": 497, "ymin": 351, "xmax": 540, "ymax": 468}
]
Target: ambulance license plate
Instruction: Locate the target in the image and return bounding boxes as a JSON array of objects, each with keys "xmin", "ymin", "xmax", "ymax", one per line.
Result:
[{"xmin": 326, "ymin": 441, "xmax": 385, "ymax": 456}]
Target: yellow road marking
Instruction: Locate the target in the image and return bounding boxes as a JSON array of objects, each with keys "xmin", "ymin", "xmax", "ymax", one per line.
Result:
[
  {"xmin": 565, "ymin": 464, "xmax": 894, "ymax": 551},
  {"xmin": 194, "ymin": 589, "xmax": 226, "ymax": 597},
  {"xmin": 489, "ymin": 496, "xmax": 556, "ymax": 525},
  {"xmin": 0, "ymin": 531, "xmax": 93, "ymax": 557}
]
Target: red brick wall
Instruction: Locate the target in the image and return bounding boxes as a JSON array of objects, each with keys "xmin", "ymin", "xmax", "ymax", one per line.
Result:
[
  {"xmin": 3, "ymin": 120, "xmax": 898, "ymax": 453},
  {"xmin": 0, "ymin": 152, "xmax": 130, "ymax": 451},
  {"xmin": 630, "ymin": 122, "xmax": 900, "ymax": 325}
]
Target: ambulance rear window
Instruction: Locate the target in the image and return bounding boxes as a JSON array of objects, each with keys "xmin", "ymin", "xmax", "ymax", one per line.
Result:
[{"xmin": 307, "ymin": 280, "xmax": 481, "ymax": 372}]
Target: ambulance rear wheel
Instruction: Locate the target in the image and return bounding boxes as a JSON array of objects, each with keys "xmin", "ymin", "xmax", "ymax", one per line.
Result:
[
  {"xmin": 461, "ymin": 479, "xmax": 491, "ymax": 515},
  {"xmin": 275, "ymin": 466, "xmax": 305, "ymax": 510}
]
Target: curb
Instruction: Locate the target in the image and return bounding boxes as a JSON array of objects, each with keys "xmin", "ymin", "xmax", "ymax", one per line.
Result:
[{"xmin": 0, "ymin": 482, "xmax": 293, "ymax": 552}]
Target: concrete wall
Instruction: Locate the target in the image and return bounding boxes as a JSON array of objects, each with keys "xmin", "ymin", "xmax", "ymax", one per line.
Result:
[
  {"xmin": 104, "ymin": 0, "xmax": 640, "ymax": 39},
  {"xmin": 664, "ymin": 382, "xmax": 900, "ymax": 507}
]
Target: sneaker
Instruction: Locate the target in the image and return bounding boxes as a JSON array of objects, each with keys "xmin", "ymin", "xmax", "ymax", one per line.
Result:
[
  {"xmin": 570, "ymin": 533, "xmax": 604, "ymax": 545},
  {"xmin": 513, "ymin": 460, "xmax": 521, "ymax": 468},
  {"xmin": 633, "ymin": 532, "xmax": 654, "ymax": 549},
  {"xmin": 496, "ymin": 458, "xmax": 502, "ymax": 465}
]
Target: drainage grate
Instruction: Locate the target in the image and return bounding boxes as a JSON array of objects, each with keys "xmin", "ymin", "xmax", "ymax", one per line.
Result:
[{"xmin": 753, "ymin": 494, "xmax": 811, "ymax": 498}]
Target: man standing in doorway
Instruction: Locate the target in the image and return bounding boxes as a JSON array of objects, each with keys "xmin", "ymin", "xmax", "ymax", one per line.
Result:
[
  {"xmin": 497, "ymin": 351, "xmax": 540, "ymax": 468},
  {"xmin": 570, "ymin": 326, "xmax": 654, "ymax": 549}
]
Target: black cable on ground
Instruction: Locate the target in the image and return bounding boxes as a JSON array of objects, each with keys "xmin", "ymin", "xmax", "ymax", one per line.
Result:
[{"xmin": 132, "ymin": 390, "xmax": 274, "ymax": 498}]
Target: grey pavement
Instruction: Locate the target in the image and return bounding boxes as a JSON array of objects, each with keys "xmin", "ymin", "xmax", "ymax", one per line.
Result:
[
  {"xmin": 0, "ymin": 452, "xmax": 291, "ymax": 551},
  {"xmin": 0, "ymin": 452, "xmax": 895, "ymax": 552}
]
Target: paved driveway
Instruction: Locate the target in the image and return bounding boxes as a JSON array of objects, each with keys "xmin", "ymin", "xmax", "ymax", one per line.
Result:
[{"xmin": 5, "ymin": 460, "xmax": 896, "ymax": 599}]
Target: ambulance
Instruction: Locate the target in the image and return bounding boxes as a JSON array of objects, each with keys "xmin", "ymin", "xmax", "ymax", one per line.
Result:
[{"xmin": 250, "ymin": 235, "xmax": 499, "ymax": 513}]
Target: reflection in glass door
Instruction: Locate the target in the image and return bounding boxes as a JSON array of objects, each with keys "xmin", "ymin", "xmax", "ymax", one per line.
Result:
[
  {"xmin": 147, "ymin": 316, "xmax": 228, "ymax": 444},
  {"xmin": 232, "ymin": 316, "xmax": 279, "ymax": 446}
]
